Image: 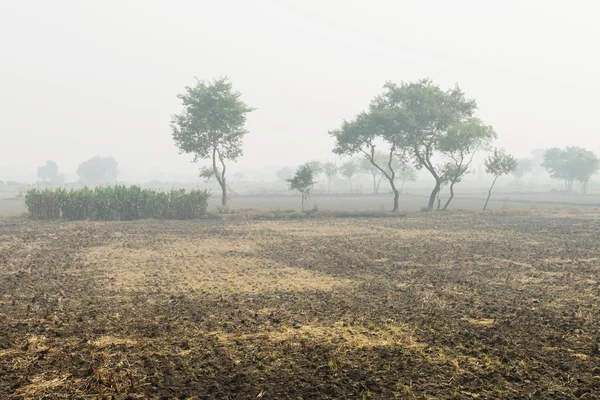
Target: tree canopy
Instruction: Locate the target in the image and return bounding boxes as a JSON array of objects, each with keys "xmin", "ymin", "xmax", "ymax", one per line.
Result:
[
  {"xmin": 171, "ymin": 77, "xmax": 254, "ymax": 205},
  {"xmin": 483, "ymin": 149, "xmax": 517, "ymax": 210},
  {"xmin": 77, "ymin": 156, "xmax": 118, "ymax": 186},
  {"xmin": 37, "ymin": 160, "xmax": 64, "ymax": 185},
  {"xmin": 287, "ymin": 165, "xmax": 316, "ymax": 211},
  {"xmin": 542, "ymin": 147, "xmax": 599, "ymax": 193}
]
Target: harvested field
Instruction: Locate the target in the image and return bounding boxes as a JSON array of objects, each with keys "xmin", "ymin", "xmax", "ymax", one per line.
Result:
[{"xmin": 1, "ymin": 209, "xmax": 600, "ymax": 399}]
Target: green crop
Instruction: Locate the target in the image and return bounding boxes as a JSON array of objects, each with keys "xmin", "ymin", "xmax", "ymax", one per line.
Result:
[{"xmin": 25, "ymin": 186, "xmax": 210, "ymax": 220}]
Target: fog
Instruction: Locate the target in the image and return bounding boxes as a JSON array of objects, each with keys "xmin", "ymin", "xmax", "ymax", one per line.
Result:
[{"xmin": 1, "ymin": 0, "xmax": 599, "ymax": 183}]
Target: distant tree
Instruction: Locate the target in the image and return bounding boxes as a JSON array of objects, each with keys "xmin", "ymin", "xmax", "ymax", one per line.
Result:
[
  {"xmin": 542, "ymin": 147, "xmax": 599, "ymax": 194},
  {"xmin": 287, "ymin": 165, "xmax": 316, "ymax": 211},
  {"xmin": 171, "ymin": 77, "xmax": 254, "ymax": 206},
  {"xmin": 359, "ymin": 151, "xmax": 388, "ymax": 194},
  {"xmin": 483, "ymin": 149, "xmax": 517, "ymax": 210},
  {"xmin": 323, "ymin": 162, "xmax": 338, "ymax": 194},
  {"xmin": 339, "ymin": 159, "xmax": 359, "ymax": 192},
  {"xmin": 512, "ymin": 158, "xmax": 533, "ymax": 190},
  {"xmin": 76, "ymin": 156, "xmax": 118, "ymax": 186},
  {"xmin": 37, "ymin": 160, "xmax": 64, "ymax": 185},
  {"xmin": 276, "ymin": 167, "xmax": 294, "ymax": 181},
  {"xmin": 396, "ymin": 164, "xmax": 417, "ymax": 193},
  {"xmin": 305, "ymin": 160, "xmax": 323, "ymax": 180},
  {"xmin": 437, "ymin": 118, "xmax": 496, "ymax": 210}
]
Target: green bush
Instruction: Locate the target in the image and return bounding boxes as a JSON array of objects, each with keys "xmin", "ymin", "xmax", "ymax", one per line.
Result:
[{"xmin": 25, "ymin": 186, "xmax": 210, "ymax": 220}]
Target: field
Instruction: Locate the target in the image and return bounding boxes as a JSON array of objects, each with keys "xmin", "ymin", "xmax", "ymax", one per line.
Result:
[{"xmin": 1, "ymin": 209, "xmax": 600, "ymax": 399}]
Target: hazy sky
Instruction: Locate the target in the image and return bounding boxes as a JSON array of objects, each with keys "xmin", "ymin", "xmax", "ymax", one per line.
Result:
[{"xmin": 1, "ymin": 0, "xmax": 599, "ymax": 182}]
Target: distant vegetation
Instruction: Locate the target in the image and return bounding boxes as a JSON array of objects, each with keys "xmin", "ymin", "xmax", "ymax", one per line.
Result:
[{"xmin": 25, "ymin": 186, "xmax": 210, "ymax": 220}]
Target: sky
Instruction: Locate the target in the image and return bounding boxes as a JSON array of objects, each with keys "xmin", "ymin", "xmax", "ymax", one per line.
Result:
[{"xmin": 1, "ymin": 0, "xmax": 599, "ymax": 182}]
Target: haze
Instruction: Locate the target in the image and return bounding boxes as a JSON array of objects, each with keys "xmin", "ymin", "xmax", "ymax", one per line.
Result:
[{"xmin": 1, "ymin": 0, "xmax": 599, "ymax": 183}]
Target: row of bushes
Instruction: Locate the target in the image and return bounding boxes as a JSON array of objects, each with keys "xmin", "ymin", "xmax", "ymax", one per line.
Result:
[{"xmin": 25, "ymin": 186, "xmax": 210, "ymax": 220}]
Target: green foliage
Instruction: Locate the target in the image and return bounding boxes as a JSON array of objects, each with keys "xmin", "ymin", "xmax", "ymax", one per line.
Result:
[
  {"xmin": 542, "ymin": 147, "xmax": 599, "ymax": 192},
  {"xmin": 77, "ymin": 156, "xmax": 118, "ymax": 186},
  {"xmin": 483, "ymin": 149, "xmax": 518, "ymax": 210},
  {"xmin": 25, "ymin": 186, "xmax": 210, "ymax": 220},
  {"xmin": 323, "ymin": 162, "xmax": 338, "ymax": 193},
  {"xmin": 287, "ymin": 165, "xmax": 316, "ymax": 211},
  {"xmin": 485, "ymin": 148, "xmax": 518, "ymax": 178},
  {"xmin": 305, "ymin": 160, "xmax": 324, "ymax": 178},
  {"xmin": 171, "ymin": 77, "xmax": 254, "ymax": 205},
  {"xmin": 340, "ymin": 159, "xmax": 359, "ymax": 192}
]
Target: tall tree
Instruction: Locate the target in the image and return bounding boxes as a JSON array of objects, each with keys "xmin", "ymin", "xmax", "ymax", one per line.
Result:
[
  {"xmin": 276, "ymin": 167, "xmax": 294, "ymax": 181},
  {"xmin": 37, "ymin": 160, "xmax": 64, "ymax": 185},
  {"xmin": 483, "ymin": 149, "xmax": 517, "ymax": 210},
  {"xmin": 287, "ymin": 165, "xmax": 316, "ymax": 211},
  {"xmin": 171, "ymin": 77, "xmax": 254, "ymax": 206},
  {"xmin": 339, "ymin": 159, "xmax": 359, "ymax": 193},
  {"xmin": 330, "ymin": 111, "xmax": 406, "ymax": 211},
  {"xmin": 77, "ymin": 156, "xmax": 118, "ymax": 186},
  {"xmin": 437, "ymin": 118, "xmax": 496, "ymax": 210},
  {"xmin": 396, "ymin": 163, "xmax": 417, "ymax": 193},
  {"xmin": 512, "ymin": 158, "xmax": 533, "ymax": 190},
  {"xmin": 542, "ymin": 147, "xmax": 599, "ymax": 194},
  {"xmin": 323, "ymin": 162, "xmax": 338, "ymax": 194},
  {"xmin": 370, "ymin": 79, "xmax": 479, "ymax": 210}
]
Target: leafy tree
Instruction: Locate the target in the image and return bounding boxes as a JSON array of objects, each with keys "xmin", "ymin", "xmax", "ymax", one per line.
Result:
[
  {"xmin": 483, "ymin": 149, "xmax": 517, "ymax": 210},
  {"xmin": 370, "ymin": 79, "xmax": 479, "ymax": 210},
  {"xmin": 542, "ymin": 147, "xmax": 599, "ymax": 194},
  {"xmin": 276, "ymin": 167, "xmax": 294, "ymax": 181},
  {"xmin": 437, "ymin": 118, "xmax": 496, "ymax": 210},
  {"xmin": 287, "ymin": 165, "xmax": 316, "ymax": 211},
  {"xmin": 77, "ymin": 156, "xmax": 118, "ymax": 186},
  {"xmin": 512, "ymin": 158, "xmax": 533, "ymax": 190},
  {"xmin": 339, "ymin": 159, "xmax": 359, "ymax": 192},
  {"xmin": 330, "ymin": 110, "xmax": 406, "ymax": 211},
  {"xmin": 37, "ymin": 160, "xmax": 64, "ymax": 185},
  {"xmin": 323, "ymin": 162, "xmax": 338, "ymax": 194},
  {"xmin": 305, "ymin": 160, "xmax": 324, "ymax": 180},
  {"xmin": 171, "ymin": 77, "xmax": 254, "ymax": 206}
]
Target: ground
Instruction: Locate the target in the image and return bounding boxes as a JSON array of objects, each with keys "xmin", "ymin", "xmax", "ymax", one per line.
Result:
[{"xmin": 1, "ymin": 209, "xmax": 600, "ymax": 399}]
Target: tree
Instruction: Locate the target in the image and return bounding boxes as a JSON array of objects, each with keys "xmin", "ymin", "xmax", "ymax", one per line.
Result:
[
  {"xmin": 437, "ymin": 118, "xmax": 496, "ymax": 210},
  {"xmin": 483, "ymin": 149, "xmax": 517, "ymax": 210},
  {"xmin": 276, "ymin": 167, "xmax": 294, "ymax": 181},
  {"xmin": 287, "ymin": 165, "xmax": 316, "ymax": 211},
  {"xmin": 305, "ymin": 160, "xmax": 323, "ymax": 180},
  {"xmin": 396, "ymin": 164, "xmax": 417, "ymax": 193},
  {"xmin": 359, "ymin": 151, "xmax": 388, "ymax": 194},
  {"xmin": 37, "ymin": 160, "xmax": 64, "ymax": 185},
  {"xmin": 171, "ymin": 77, "xmax": 254, "ymax": 206},
  {"xmin": 330, "ymin": 110, "xmax": 406, "ymax": 211},
  {"xmin": 77, "ymin": 156, "xmax": 118, "ymax": 186},
  {"xmin": 370, "ymin": 79, "xmax": 479, "ymax": 210},
  {"xmin": 323, "ymin": 162, "xmax": 338, "ymax": 194},
  {"xmin": 512, "ymin": 158, "xmax": 533, "ymax": 190},
  {"xmin": 542, "ymin": 147, "xmax": 599, "ymax": 194},
  {"xmin": 339, "ymin": 159, "xmax": 359, "ymax": 192}
]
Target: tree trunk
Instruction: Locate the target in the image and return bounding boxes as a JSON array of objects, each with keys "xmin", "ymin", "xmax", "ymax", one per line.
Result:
[
  {"xmin": 483, "ymin": 176, "xmax": 499, "ymax": 211},
  {"xmin": 393, "ymin": 188, "xmax": 399, "ymax": 212},
  {"xmin": 328, "ymin": 178, "xmax": 331, "ymax": 194},
  {"xmin": 220, "ymin": 181, "xmax": 227, "ymax": 206},
  {"xmin": 348, "ymin": 179, "xmax": 353, "ymax": 193},
  {"xmin": 301, "ymin": 192, "xmax": 305, "ymax": 211},
  {"xmin": 442, "ymin": 181, "xmax": 455, "ymax": 211},
  {"xmin": 427, "ymin": 179, "xmax": 441, "ymax": 210}
]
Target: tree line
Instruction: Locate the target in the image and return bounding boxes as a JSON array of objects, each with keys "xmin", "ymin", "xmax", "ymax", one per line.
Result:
[
  {"xmin": 170, "ymin": 77, "xmax": 599, "ymax": 211},
  {"xmin": 34, "ymin": 157, "xmax": 118, "ymax": 187}
]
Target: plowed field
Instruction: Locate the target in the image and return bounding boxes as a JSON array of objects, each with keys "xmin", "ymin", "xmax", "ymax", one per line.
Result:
[{"xmin": 1, "ymin": 209, "xmax": 600, "ymax": 399}]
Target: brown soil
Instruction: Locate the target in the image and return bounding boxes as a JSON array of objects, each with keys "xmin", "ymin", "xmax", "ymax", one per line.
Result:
[{"xmin": 1, "ymin": 209, "xmax": 600, "ymax": 399}]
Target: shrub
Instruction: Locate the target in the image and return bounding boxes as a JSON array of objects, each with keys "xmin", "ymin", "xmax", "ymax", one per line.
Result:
[{"xmin": 25, "ymin": 186, "xmax": 210, "ymax": 220}]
